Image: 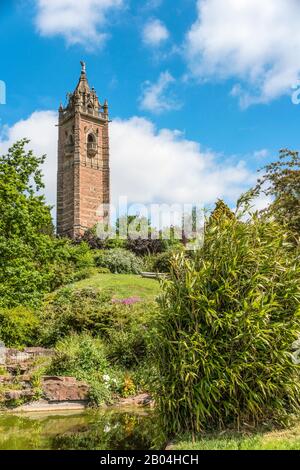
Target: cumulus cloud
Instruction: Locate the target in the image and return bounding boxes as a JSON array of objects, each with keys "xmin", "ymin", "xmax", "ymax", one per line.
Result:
[
  {"xmin": 0, "ymin": 111, "xmax": 58, "ymax": 212},
  {"xmin": 139, "ymin": 71, "xmax": 181, "ymax": 114},
  {"xmin": 186, "ymin": 0, "xmax": 300, "ymax": 106},
  {"xmin": 34, "ymin": 0, "xmax": 123, "ymax": 48},
  {"xmin": 0, "ymin": 111, "xmax": 256, "ymax": 220},
  {"xmin": 110, "ymin": 116, "xmax": 254, "ymax": 207},
  {"xmin": 142, "ymin": 18, "xmax": 169, "ymax": 47}
]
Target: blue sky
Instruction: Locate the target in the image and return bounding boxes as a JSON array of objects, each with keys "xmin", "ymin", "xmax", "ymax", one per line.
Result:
[{"xmin": 1, "ymin": 0, "xmax": 300, "ymax": 214}]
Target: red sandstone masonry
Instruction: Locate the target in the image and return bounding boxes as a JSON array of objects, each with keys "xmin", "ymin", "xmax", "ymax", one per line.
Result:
[{"xmin": 56, "ymin": 64, "xmax": 110, "ymax": 238}]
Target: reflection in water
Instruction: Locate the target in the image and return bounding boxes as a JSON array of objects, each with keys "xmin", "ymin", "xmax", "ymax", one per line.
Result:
[{"xmin": 0, "ymin": 409, "xmax": 159, "ymax": 450}]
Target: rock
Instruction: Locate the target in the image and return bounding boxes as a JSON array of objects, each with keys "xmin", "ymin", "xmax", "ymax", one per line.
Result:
[
  {"xmin": 5, "ymin": 347, "xmax": 54, "ymax": 365},
  {"xmin": 6, "ymin": 349, "xmax": 31, "ymax": 364},
  {"xmin": 6, "ymin": 364, "xmax": 30, "ymax": 375},
  {"xmin": 42, "ymin": 376, "xmax": 89, "ymax": 402},
  {"xmin": 117, "ymin": 393, "xmax": 154, "ymax": 408},
  {"xmin": 24, "ymin": 347, "xmax": 55, "ymax": 358},
  {"xmin": 4, "ymin": 389, "xmax": 35, "ymax": 401}
]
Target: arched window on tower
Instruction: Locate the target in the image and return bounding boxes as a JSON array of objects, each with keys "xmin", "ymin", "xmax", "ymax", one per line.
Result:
[
  {"xmin": 88, "ymin": 133, "xmax": 95, "ymax": 143},
  {"xmin": 87, "ymin": 133, "xmax": 97, "ymax": 157}
]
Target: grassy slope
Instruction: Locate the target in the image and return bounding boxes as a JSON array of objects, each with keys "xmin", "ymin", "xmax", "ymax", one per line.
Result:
[
  {"xmin": 171, "ymin": 424, "xmax": 300, "ymax": 450},
  {"xmin": 72, "ymin": 272, "xmax": 160, "ymax": 302}
]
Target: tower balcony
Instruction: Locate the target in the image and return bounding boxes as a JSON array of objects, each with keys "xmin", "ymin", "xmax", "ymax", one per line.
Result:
[
  {"xmin": 64, "ymin": 143, "xmax": 75, "ymax": 156},
  {"xmin": 81, "ymin": 106, "xmax": 108, "ymax": 120},
  {"xmin": 87, "ymin": 142, "xmax": 98, "ymax": 157}
]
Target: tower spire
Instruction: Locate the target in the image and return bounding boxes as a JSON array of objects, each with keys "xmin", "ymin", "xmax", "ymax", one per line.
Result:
[{"xmin": 80, "ymin": 60, "xmax": 86, "ymax": 75}]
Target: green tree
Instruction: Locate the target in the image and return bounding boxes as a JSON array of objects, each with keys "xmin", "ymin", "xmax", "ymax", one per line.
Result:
[
  {"xmin": 0, "ymin": 139, "xmax": 53, "ymax": 238},
  {"xmin": 251, "ymin": 149, "xmax": 300, "ymax": 236},
  {"xmin": 0, "ymin": 140, "xmax": 93, "ymax": 309}
]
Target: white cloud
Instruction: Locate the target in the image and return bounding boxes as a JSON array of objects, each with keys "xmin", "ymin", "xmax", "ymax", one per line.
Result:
[
  {"xmin": 35, "ymin": 0, "xmax": 123, "ymax": 48},
  {"xmin": 253, "ymin": 149, "xmax": 269, "ymax": 160},
  {"xmin": 186, "ymin": 0, "xmax": 300, "ymax": 106},
  {"xmin": 0, "ymin": 111, "xmax": 255, "ymax": 221},
  {"xmin": 0, "ymin": 111, "xmax": 58, "ymax": 212},
  {"xmin": 110, "ymin": 116, "xmax": 253, "ymax": 207},
  {"xmin": 251, "ymin": 194, "xmax": 273, "ymax": 213},
  {"xmin": 142, "ymin": 18, "xmax": 169, "ymax": 47},
  {"xmin": 139, "ymin": 71, "xmax": 181, "ymax": 114}
]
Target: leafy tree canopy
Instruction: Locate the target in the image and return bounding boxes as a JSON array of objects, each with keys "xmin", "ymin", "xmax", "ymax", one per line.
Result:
[
  {"xmin": 0, "ymin": 139, "xmax": 53, "ymax": 239},
  {"xmin": 251, "ymin": 149, "xmax": 300, "ymax": 236}
]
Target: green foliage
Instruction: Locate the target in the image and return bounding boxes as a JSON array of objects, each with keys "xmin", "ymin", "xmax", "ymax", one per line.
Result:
[
  {"xmin": 154, "ymin": 213, "xmax": 300, "ymax": 436},
  {"xmin": 0, "ymin": 307, "xmax": 39, "ymax": 348},
  {"xmin": 249, "ymin": 149, "xmax": 300, "ymax": 237},
  {"xmin": 94, "ymin": 248, "xmax": 144, "ymax": 274},
  {"xmin": 49, "ymin": 333, "xmax": 108, "ymax": 377},
  {"xmin": 0, "ymin": 140, "xmax": 94, "ymax": 308},
  {"xmin": 151, "ymin": 251, "xmax": 174, "ymax": 273},
  {"xmin": 149, "ymin": 247, "xmax": 186, "ymax": 273},
  {"xmin": 126, "ymin": 237, "xmax": 174, "ymax": 257},
  {"xmin": 38, "ymin": 287, "xmax": 116, "ymax": 346},
  {"xmin": 208, "ymin": 199, "xmax": 235, "ymax": 226},
  {"xmin": 106, "ymin": 301, "xmax": 156, "ymax": 369},
  {"xmin": 0, "ymin": 139, "xmax": 53, "ymax": 239},
  {"xmin": 48, "ymin": 333, "xmax": 121, "ymax": 405},
  {"xmin": 47, "ymin": 240, "xmax": 95, "ymax": 290},
  {"xmin": 75, "ymin": 226, "xmax": 126, "ymax": 250}
]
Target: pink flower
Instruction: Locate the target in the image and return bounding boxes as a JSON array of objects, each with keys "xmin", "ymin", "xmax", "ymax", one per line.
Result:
[{"xmin": 112, "ymin": 297, "xmax": 141, "ymax": 305}]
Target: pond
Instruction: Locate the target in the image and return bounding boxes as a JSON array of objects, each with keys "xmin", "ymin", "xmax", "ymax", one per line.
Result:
[{"xmin": 0, "ymin": 408, "xmax": 161, "ymax": 450}]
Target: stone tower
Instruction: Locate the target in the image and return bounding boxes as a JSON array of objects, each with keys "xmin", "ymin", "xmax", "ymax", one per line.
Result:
[{"xmin": 57, "ymin": 62, "xmax": 110, "ymax": 238}]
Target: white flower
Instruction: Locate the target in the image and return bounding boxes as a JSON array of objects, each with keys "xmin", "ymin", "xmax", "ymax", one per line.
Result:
[{"xmin": 103, "ymin": 374, "xmax": 110, "ymax": 382}]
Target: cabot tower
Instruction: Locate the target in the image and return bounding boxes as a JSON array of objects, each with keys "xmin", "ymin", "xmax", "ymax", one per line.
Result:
[{"xmin": 57, "ymin": 62, "xmax": 110, "ymax": 238}]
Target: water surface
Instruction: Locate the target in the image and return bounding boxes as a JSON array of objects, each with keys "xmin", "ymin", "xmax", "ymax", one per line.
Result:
[{"xmin": 0, "ymin": 408, "xmax": 159, "ymax": 450}]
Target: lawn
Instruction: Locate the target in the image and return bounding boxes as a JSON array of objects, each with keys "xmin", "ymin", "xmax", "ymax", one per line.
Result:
[
  {"xmin": 170, "ymin": 424, "xmax": 300, "ymax": 450},
  {"xmin": 71, "ymin": 272, "xmax": 161, "ymax": 302}
]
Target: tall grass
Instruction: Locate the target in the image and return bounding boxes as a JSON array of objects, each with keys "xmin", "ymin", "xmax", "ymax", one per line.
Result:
[{"xmin": 154, "ymin": 215, "xmax": 300, "ymax": 436}]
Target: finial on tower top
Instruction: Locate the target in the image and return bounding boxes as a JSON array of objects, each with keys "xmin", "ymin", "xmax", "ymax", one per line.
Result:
[{"xmin": 80, "ymin": 61, "xmax": 86, "ymax": 74}]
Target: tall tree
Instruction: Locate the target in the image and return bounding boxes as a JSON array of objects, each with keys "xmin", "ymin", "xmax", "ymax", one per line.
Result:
[
  {"xmin": 252, "ymin": 149, "xmax": 300, "ymax": 236},
  {"xmin": 0, "ymin": 139, "xmax": 53, "ymax": 239}
]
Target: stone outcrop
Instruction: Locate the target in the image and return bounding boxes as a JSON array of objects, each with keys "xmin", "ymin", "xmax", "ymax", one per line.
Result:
[
  {"xmin": 117, "ymin": 393, "xmax": 154, "ymax": 408},
  {"xmin": 42, "ymin": 376, "xmax": 89, "ymax": 402},
  {"xmin": 4, "ymin": 389, "xmax": 35, "ymax": 401},
  {"xmin": 5, "ymin": 347, "xmax": 54, "ymax": 365},
  {"xmin": 0, "ymin": 345, "xmax": 89, "ymax": 409}
]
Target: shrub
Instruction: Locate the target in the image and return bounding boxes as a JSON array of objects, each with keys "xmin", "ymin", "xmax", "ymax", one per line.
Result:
[
  {"xmin": 0, "ymin": 307, "xmax": 39, "ymax": 348},
  {"xmin": 48, "ymin": 333, "xmax": 119, "ymax": 405},
  {"xmin": 39, "ymin": 286, "xmax": 156, "ymax": 348},
  {"xmin": 126, "ymin": 237, "xmax": 170, "ymax": 256},
  {"xmin": 94, "ymin": 248, "xmax": 144, "ymax": 274},
  {"xmin": 47, "ymin": 240, "xmax": 95, "ymax": 290},
  {"xmin": 74, "ymin": 226, "xmax": 126, "ymax": 250},
  {"xmin": 38, "ymin": 287, "xmax": 117, "ymax": 346},
  {"xmin": 151, "ymin": 248, "xmax": 185, "ymax": 273},
  {"xmin": 154, "ymin": 214, "xmax": 300, "ymax": 436},
  {"xmin": 106, "ymin": 301, "xmax": 157, "ymax": 368},
  {"xmin": 49, "ymin": 333, "xmax": 108, "ymax": 377}
]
